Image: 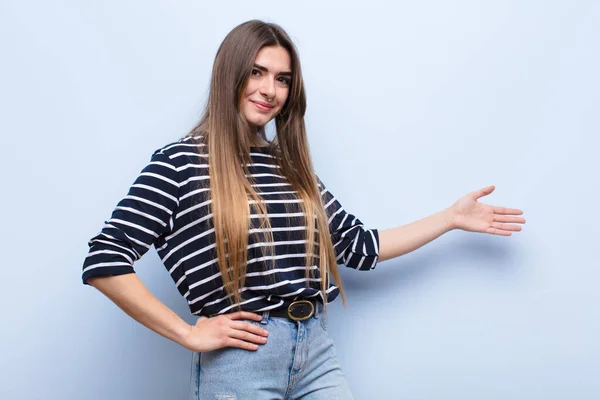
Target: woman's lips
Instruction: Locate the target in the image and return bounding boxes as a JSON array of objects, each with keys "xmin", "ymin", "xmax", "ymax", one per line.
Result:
[{"xmin": 251, "ymin": 100, "xmax": 273, "ymax": 112}]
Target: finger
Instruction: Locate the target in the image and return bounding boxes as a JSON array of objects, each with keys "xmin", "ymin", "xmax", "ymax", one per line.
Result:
[
  {"xmin": 494, "ymin": 215, "xmax": 526, "ymax": 224},
  {"xmin": 486, "ymin": 227, "xmax": 512, "ymax": 236},
  {"xmin": 228, "ymin": 328, "xmax": 269, "ymax": 345},
  {"xmin": 490, "ymin": 222, "xmax": 522, "ymax": 232},
  {"xmin": 223, "ymin": 337, "xmax": 260, "ymax": 351},
  {"xmin": 230, "ymin": 320, "xmax": 269, "ymax": 337},
  {"xmin": 474, "ymin": 185, "xmax": 495, "ymax": 199},
  {"xmin": 493, "ymin": 206, "xmax": 523, "ymax": 215},
  {"xmin": 224, "ymin": 311, "xmax": 263, "ymax": 322}
]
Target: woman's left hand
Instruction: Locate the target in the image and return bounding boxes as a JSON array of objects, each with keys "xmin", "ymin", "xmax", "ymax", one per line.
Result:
[{"xmin": 450, "ymin": 185, "xmax": 526, "ymax": 236}]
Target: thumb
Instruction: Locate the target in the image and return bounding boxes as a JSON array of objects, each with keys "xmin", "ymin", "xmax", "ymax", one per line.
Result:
[{"xmin": 474, "ymin": 185, "xmax": 495, "ymax": 199}]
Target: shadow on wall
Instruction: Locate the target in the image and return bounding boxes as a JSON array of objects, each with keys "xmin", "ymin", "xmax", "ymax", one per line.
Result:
[{"xmin": 340, "ymin": 232, "xmax": 524, "ymax": 295}]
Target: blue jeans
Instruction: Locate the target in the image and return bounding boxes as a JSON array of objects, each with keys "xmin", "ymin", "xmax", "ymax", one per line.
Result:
[{"xmin": 189, "ymin": 305, "xmax": 353, "ymax": 399}]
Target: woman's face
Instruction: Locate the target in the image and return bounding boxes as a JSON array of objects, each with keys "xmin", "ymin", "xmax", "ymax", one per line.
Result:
[{"xmin": 241, "ymin": 45, "xmax": 291, "ymax": 128}]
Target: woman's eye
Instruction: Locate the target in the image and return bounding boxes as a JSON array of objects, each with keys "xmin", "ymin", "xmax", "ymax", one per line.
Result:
[
  {"xmin": 251, "ymin": 69, "xmax": 261, "ymax": 76},
  {"xmin": 277, "ymin": 77, "xmax": 291, "ymax": 85}
]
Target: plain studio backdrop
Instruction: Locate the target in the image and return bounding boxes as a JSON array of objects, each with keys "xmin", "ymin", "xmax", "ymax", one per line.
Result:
[{"xmin": 1, "ymin": 1, "xmax": 598, "ymax": 399}]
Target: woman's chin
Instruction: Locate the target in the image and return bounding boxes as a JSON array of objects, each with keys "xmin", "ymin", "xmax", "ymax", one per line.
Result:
[{"xmin": 247, "ymin": 116, "xmax": 271, "ymax": 128}]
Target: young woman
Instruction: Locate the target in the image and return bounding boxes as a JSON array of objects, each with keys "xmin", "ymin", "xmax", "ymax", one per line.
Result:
[{"xmin": 82, "ymin": 20, "xmax": 525, "ymax": 399}]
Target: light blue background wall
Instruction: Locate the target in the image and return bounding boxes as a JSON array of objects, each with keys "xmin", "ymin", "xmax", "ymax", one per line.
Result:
[{"xmin": 1, "ymin": 1, "xmax": 598, "ymax": 399}]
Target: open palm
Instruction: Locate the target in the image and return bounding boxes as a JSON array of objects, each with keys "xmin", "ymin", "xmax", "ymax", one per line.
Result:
[{"xmin": 451, "ymin": 186, "xmax": 525, "ymax": 236}]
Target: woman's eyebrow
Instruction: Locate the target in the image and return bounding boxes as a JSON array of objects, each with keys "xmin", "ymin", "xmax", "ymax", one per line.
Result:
[{"xmin": 253, "ymin": 63, "xmax": 292, "ymax": 76}]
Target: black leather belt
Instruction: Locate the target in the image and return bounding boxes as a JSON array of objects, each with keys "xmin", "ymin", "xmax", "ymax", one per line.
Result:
[{"xmin": 269, "ymin": 300, "xmax": 316, "ymax": 321}]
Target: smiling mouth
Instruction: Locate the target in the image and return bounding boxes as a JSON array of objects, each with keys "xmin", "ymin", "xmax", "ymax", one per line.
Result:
[{"xmin": 250, "ymin": 100, "xmax": 274, "ymax": 111}]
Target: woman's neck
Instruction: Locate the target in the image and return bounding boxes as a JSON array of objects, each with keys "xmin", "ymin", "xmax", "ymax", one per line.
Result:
[{"xmin": 249, "ymin": 136, "xmax": 269, "ymax": 147}]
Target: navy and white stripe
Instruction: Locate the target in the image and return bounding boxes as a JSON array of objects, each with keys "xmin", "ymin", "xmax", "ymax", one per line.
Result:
[{"xmin": 82, "ymin": 136, "xmax": 379, "ymax": 316}]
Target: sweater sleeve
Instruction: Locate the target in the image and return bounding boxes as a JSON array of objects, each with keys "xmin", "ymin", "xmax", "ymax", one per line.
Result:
[
  {"xmin": 82, "ymin": 150, "xmax": 180, "ymax": 284},
  {"xmin": 317, "ymin": 176, "xmax": 379, "ymax": 271}
]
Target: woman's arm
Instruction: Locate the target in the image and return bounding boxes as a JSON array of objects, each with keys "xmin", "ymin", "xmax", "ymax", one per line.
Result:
[
  {"xmin": 88, "ymin": 274, "xmax": 268, "ymax": 352},
  {"xmin": 378, "ymin": 208, "xmax": 454, "ymax": 262},
  {"xmin": 84, "ymin": 147, "xmax": 269, "ymax": 352},
  {"xmin": 378, "ymin": 185, "xmax": 525, "ymax": 263}
]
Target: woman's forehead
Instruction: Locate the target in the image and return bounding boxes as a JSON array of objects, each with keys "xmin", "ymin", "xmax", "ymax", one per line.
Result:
[{"xmin": 254, "ymin": 46, "xmax": 291, "ymax": 74}]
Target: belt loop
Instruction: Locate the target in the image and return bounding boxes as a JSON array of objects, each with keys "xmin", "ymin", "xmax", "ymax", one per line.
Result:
[
  {"xmin": 314, "ymin": 302, "xmax": 322, "ymax": 319},
  {"xmin": 260, "ymin": 310, "xmax": 269, "ymax": 325}
]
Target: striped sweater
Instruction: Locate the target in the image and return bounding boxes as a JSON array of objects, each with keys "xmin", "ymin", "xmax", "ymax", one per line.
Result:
[{"xmin": 82, "ymin": 136, "xmax": 380, "ymax": 316}]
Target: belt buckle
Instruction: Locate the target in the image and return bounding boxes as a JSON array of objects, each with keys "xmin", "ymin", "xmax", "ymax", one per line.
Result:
[{"xmin": 287, "ymin": 300, "xmax": 315, "ymax": 321}]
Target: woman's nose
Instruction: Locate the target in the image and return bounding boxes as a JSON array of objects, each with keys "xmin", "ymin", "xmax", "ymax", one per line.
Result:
[{"xmin": 260, "ymin": 78, "xmax": 276, "ymax": 100}]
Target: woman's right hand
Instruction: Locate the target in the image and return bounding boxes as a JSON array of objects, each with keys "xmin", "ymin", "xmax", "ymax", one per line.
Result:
[{"xmin": 182, "ymin": 311, "xmax": 269, "ymax": 352}]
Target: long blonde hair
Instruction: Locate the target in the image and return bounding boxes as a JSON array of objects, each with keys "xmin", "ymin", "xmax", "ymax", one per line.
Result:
[{"xmin": 188, "ymin": 20, "xmax": 346, "ymax": 308}]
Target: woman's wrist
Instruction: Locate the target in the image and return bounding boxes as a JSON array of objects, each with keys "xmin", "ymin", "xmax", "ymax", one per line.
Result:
[
  {"xmin": 443, "ymin": 206, "xmax": 458, "ymax": 232},
  {"xmin": 174, "ymin": 322, "xmax": 194, "ymax": 349}
]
